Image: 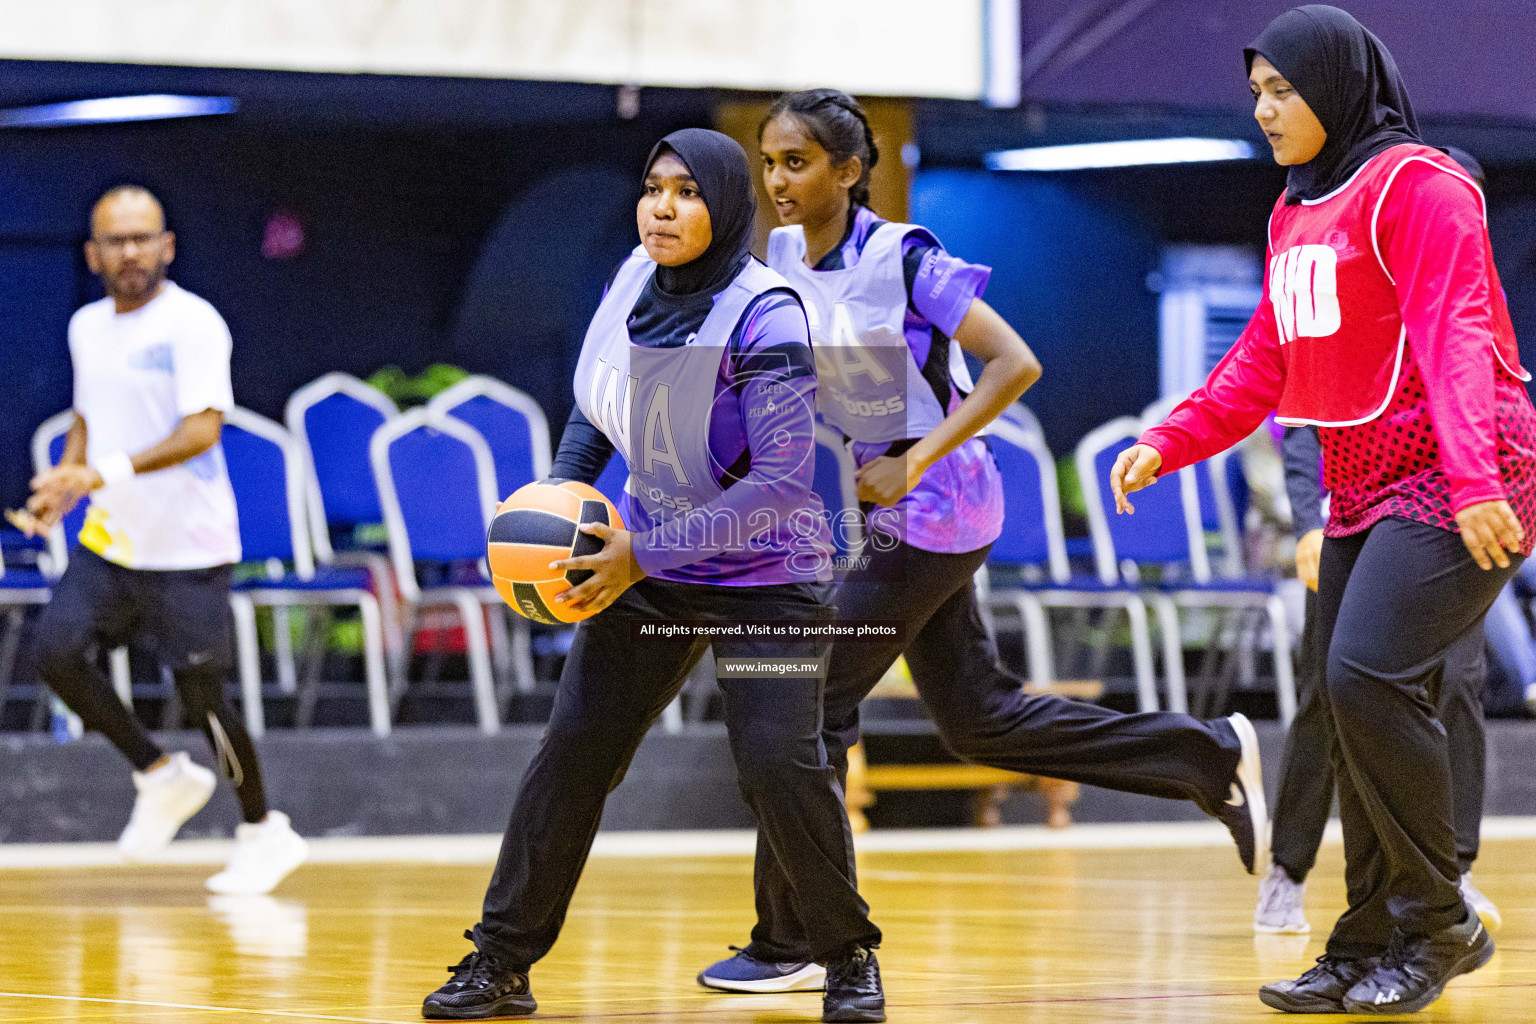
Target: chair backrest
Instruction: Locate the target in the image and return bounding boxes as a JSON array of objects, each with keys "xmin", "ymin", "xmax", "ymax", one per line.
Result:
[
  {"xmin": 1076, "ymin": 416, "xmax": 1209, "ymax": 585},
  {"xmin": 593, "ymin": 454, "xmax": 631, "ymax": 511},
  {"xmin": 31, "ymin": 411, "xmax": 87, "ymax": 574},
  {"xmin": 222, "ymin": 408, "xmax": 315, "ymax": 578},
  {"xmin": 426, "ymin": 376, "xmax": 552, "ymax": 500},
  {"xmin": 986, "ymin": 418, "xmax": 1071, "ymax": 583},
  {"xmin": 813, "ymin": 424, "xmax": 863, "ymax": 559},
  {"xmin": 285, "ymin": 373, "xmax": 399, "ymax": 561},
  {"xmin": 998, "ymin": 401, "xmax": 1045, "ymax": 439},
  {"xmin": 370, "ymin": 408, "xmax": 499, "ymax": 603},
  {"xmin": 1142, "ymin": 394, "xmax": 1244, "ymax": 576}
]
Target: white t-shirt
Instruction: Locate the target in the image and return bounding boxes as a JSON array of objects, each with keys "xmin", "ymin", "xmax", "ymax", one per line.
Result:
[{"xmin": 69, "ymin": 281, "xmax": 241, "ymax": 570}]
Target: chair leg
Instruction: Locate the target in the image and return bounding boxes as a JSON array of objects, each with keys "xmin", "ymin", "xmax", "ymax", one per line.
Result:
[
  {"xmin": 486, "ymin": 606, "xmax": 514, "ymax": 699},
  {"xmin": 509, "ymin": 613, "xmax": 535, "ymax": 694},
  {"xmin": 273, "ymin": 605, "xmax": 298, "ymax": 695},
  {"xmin": 1121, "ymin": 598, "xmax": 1160, "ymax": 713},
  {"xmin": 1083, "ymin": 606, "xmax": 1112, "ymax": 680},
  {"xmin": 0, "ymin": 608, "xmax": 25, "ymax": 722},
  {"xmin": 1040, "ymin": 777, "xmax": 1079, "ymax": 829},
  {"xmin": 661, "ymin": 694, "xmax": 684, "ymax": 733},
  {"xmin": 229, "ymin": 595, "xmax": 264, "ymax": 738},
  {"xmin": 159, "ymin": 664, "xmax": 181, "ymax": 730},
  {"xmin": 1236, "ymin": 610, "xmax": 1259, "ymax": 689},
  {"xmin": 450, "ymin": 592, "xmax": 499, "ymax": 735},
  {"xmin": 109, "ymin": 647, "xmax": 133, "ymax": 709},
  {"xmin": 301, "ymin": 606, "xmax": 329, "ymax": 692},
  {"xmin": 355, "ymin": 594, "xmax": 391, "ymax": 738},
  {"xmin": 1009, "ymin": 594, "xmax": 1054, "ymax": 689},
  {"xmin": 1148, "ymin": 594, "xmax": 1188, "ymax": 715},
  {"xmin": 389, "ymin": 604, "xmax": 419, "ymax": 714},
  {"xmin": 1267, "ymin": 594, "xmax": 1298, "ymax": 726},
  {"xmin": 336, "ymin": 551, "xmax": 408, "ymax": 697}
]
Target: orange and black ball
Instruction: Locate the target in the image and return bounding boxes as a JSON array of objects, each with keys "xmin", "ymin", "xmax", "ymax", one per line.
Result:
[{"xmin": 486, "ymin": 480, "xmax": 625, "ymax": 624}]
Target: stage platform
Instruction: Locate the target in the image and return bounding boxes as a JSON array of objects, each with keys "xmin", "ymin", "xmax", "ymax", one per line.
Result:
[{"xmin": 4, "ymin": 719, "xmax": 1535, "ymax": 844}]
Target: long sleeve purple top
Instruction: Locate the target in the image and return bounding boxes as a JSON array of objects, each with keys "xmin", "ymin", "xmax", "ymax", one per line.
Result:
[{"xmin": 554, "ymin": 286, "xmax": 831, "ymax": 585}]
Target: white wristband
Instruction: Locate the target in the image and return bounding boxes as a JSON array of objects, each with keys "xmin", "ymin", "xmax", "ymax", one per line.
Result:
[{"xmin": 94, "ymin": 451, "xmax": 136, "ymax": 486}]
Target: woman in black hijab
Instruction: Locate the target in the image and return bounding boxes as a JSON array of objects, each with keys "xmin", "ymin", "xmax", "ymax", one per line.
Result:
[
  {"xmin": 420, "ymin": 129, "xmax": 887, "ymax": 1024},
  {"xmin": 1119, "ymin": 4, "xmax": 1536, "ymax": 1016},
  {"xmin": 1245, "ymin": 3, "xmax": 1421, "ymax": 203}
]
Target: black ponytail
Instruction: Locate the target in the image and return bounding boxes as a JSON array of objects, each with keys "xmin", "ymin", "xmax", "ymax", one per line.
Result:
[{"xmin": 761, "ymin": 89, "xmax": 879, "ymax": 208}]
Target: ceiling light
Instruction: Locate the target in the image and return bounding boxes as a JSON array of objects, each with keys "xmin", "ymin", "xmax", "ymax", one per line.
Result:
[
  {"xmin": 985, "ymin": 137, "xmax": 1254, "ymax": 171},
  {"xmin": 0, "ymin": 94, "xmax": 239, "ymax": 128}
]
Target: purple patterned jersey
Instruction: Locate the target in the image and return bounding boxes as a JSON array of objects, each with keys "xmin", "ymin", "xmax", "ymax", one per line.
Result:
[{"xmin": 770, "ymin": 205, "xmax": 1002, "ymax": 553}]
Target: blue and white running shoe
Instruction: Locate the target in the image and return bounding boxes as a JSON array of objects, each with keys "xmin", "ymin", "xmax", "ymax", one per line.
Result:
[{"xmin": 697, "ymin": 947, "xmax": 826, "ymax": 993}]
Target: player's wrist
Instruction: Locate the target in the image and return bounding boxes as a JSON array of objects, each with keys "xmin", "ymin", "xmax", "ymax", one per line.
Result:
[{"xmin": 92, "ymin": 451, "xmax": 135, "ymax": 487}]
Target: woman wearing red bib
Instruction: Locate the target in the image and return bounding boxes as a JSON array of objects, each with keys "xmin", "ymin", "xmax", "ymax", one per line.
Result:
[{"xmin": 1116, "ymin": 6, "xmax": 1536, "ymax": 1015}]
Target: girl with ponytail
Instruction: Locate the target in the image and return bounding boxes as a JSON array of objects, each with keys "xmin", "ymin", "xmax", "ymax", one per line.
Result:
[{"xmin": 696, "ymin": 88, "xmax": 1274, "ymax": 999}]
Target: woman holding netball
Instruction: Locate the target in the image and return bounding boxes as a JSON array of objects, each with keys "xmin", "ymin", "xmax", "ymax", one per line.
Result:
[
  {"xmin": 697, "ymin": 88, "xmax": 1271, "ymax": 994},
  {"xmin": 1117, "ymin": 5, "xmax": 1535, "ymax": 1014},
  {"xmin": 422, "ymin": 128, "xmax": 885, "ymax": 1023}
]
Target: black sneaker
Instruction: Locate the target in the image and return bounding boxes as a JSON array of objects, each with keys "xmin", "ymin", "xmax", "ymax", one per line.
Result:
[
  {"xmin": 1216, "ymin": 712, "xmax": 1268, "ymax": 874},
  {"xmin": 1258, "ymin": 954, "xmax": 1374, "ymax": 1013},
  {"xmin": 1342, "ymin": 915, "xmax": 1494, "ymax": 1014},
  {"xmin": 422, "ymin": 932, "xmax": 537, "ymax": 1020},
  {"xmin": 822, "ymin": 947, "xmax": 885, "ymax": 1023}
]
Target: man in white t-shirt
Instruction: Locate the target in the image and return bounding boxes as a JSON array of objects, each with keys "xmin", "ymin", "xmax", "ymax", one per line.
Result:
[{"xmin": 20, "ymin": 186, "xmax": 306, "ymax": 895}]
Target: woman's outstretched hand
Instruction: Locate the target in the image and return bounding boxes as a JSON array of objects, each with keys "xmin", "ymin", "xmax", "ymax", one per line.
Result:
[
  {"xmin": 1456, "ymin": 500, "xmax": 1525, "ymax": 571},
  {"xmin": 551, "ymin": 521, "xmax": 646, "ymax": 616},
  {"xmin": 1109, "ymin": 444, "xmax": 1163, "ymax": 514}
]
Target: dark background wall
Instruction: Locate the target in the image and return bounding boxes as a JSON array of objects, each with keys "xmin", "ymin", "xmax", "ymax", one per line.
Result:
[
  {"xmin": 0, "ymin": 62, "xmax": 710, "ymax": 510},
  {"xmin": 7, "ymin": 33, "xmax": 1536, "ymax": 508}
]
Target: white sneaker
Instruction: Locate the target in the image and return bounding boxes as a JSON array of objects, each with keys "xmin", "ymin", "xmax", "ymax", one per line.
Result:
[
  {"xmin": 118, "ymin": 752, "xmax": 217, "ymax": 861},
  {"xmin": 1525, "ymin": 683, "xmax": 1536, "ymax": 717},
  {"xmin": 1254, "ymin": 863, "xmax": 1310, "ymax": 934},
  {"xmin": 1461, "ymin": 873, "xmax": 1502, "ymax": 932},
  {"xmin": 205, "ymin": 811, "xmax": 309, "ymax": 895}
]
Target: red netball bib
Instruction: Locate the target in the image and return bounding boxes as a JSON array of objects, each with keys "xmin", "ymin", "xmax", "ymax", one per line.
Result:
[{"xmin": 1269, "ymin": 144, "xmax": 1526, "ymax": 427}]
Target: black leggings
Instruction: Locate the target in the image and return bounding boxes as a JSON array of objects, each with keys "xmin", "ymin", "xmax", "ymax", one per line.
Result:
[
  {"xmin": 475, "ymin": 577, "xmax": 880, "ymax": 967},
  {"xmin": 748, "ymin": 538, "xmax": 1243, "ymax": 962},
  {"xmin": 1312, "ymin": 517, "xmax": 1518, "ymax": 958},
  {"xmin": 1271, "ymin": 588, "xmax": 1486, "ymax": 881},
  {"xmin": 35, "ymin": 548, "xmax": 268, "ymax": 824}
]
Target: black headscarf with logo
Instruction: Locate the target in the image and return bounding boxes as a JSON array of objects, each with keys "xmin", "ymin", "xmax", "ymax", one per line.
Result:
[
  {"xmin": 628, "ymin": 128, "xmax": 757, "ymax": 348},
  {"xmin": 1245, "ymin": 5, "xmax": 1422, "ymax": 204}
]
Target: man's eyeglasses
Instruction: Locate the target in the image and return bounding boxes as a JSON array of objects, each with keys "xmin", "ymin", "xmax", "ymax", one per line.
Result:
[{"xmin": 92, "ymin": 232, "xmax": 165, "ymax": 252}]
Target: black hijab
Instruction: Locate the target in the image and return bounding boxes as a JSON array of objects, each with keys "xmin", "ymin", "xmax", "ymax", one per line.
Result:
[
  {"xmin": 1245, "ymin": 5, "xmax": 1422, "ymax": 204},
  {"xmin": 628, "ymin": 128, "xmax": 757, "ymax": 348}
]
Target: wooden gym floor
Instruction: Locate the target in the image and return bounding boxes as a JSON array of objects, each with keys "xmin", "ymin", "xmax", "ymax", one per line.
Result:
[{"xmin": 1, "ymin": 834, "xmax": 1532, "ymax": 1023}]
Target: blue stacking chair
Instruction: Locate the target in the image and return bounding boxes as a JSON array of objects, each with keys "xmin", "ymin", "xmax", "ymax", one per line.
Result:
[
  {"xmin": 284, "ymin": 373, "xmax": 399, "ymax": 561},
  {"xmin": 1077, "ymin": 417, "xmax": 1297, "ymax": 723},
  {"xmin": 223, "ymin": 408, "xmax": 391, "ymax": 737},
  {"xmin": 30, "ymin": 412, "xmax": 90, "ymax": 576},
  {"xmin": 812, "ymin": 424, "xmax": 864, "ymax": 563},
  {"xmin": 0, "ymin": 529, "xmax": 53, "ymax": 720},
  {"xmin": 998, "ymin": 400, "xmax": 1045, "ymax": 439},
  {"xmin": 372, "ymin": 408, "xmax": 532, "ymax": 733},
  {"xmin": 426, "ymin": 376, "xmax": 552, "ymax": 500},
  {"xmin": 284, "ymin": 373, "xmax": 406, "ymax": 685},
  {"xmin": 985, "ymin": 418, "xmax": 1159, "ymax": 709},
  {"xmin": 30, "ymin": 411, "xmax": 133, "ymax": 705}
]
